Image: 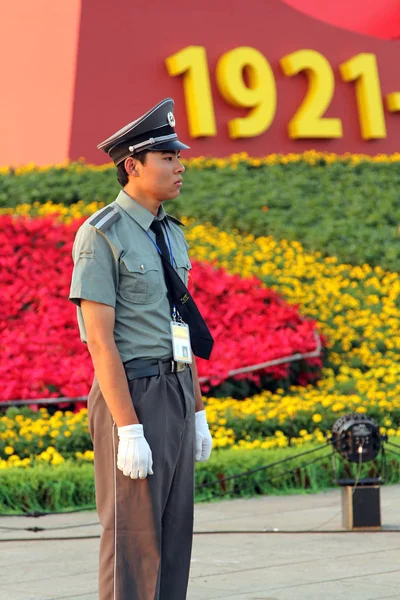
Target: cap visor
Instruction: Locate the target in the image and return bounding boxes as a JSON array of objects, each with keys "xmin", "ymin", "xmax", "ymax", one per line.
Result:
[{"xmin": 150, "ymin": 139, "xmax": 190, "ymax": 152}]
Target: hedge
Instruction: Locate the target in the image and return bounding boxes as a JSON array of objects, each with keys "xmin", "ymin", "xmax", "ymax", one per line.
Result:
[
  {"xmin": 1, "ymin": 157, "xmax": 400, "ymax": 269},
  {"xmin": 0, "ymin": 444, "xmax": 397, "ymax": 514}
]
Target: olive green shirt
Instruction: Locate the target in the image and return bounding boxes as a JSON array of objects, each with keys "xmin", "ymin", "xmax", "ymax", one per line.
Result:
[{"xmin": 69, "ymin": 190, "xmax": 192, "ymax": 362}]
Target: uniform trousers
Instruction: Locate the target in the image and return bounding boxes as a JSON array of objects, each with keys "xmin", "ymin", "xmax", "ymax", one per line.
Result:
[{"xmin": 88, "ymin": 365, "xmax": 196, "ymax": 600}]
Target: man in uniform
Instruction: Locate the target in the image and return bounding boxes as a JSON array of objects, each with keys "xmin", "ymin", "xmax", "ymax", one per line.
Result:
[{"xmin": 69, "ymin": 98, "xmax": 214, "ymax": 600}]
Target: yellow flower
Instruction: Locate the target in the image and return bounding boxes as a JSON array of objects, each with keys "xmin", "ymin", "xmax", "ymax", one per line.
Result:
[
  {"xmin": 39, "ymin": 451, "xmax": 51, "ymax": 462},
  {"xmin": 51, "ymin": 452, "xmax": 65, "ymax": 466},
  {"xmin": 4, "ymin": 446, "xmax": 14, "ymax": 455}
]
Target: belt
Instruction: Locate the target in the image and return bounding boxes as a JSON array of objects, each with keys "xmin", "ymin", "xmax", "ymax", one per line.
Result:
[{"xmin": 123, "ymin": 357, "xmax": 188, "ymax": 381}]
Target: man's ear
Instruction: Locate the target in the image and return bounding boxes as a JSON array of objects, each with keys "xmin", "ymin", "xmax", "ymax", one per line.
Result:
[{"xmin": 124, "ymin": 157, "xmax": 139, "ymax": 176}]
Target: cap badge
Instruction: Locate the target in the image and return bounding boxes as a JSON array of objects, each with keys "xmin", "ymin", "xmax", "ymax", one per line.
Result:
[{"xmin": 167, "ymin": 111, "xmax": 176, "ymax": 127}]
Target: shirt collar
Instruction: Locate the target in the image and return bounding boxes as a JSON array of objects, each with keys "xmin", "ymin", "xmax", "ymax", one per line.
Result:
[{"xmin": 115, "ymin": 190, "xmax": 168, "ymax": 231}]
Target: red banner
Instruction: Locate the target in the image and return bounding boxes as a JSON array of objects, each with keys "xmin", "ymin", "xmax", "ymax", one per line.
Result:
[{"xmin": 2, "ymin": 0, "xmax": 400, "ymax": 166}]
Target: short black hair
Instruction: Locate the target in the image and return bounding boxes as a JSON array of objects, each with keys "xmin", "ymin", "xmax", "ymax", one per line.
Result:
[{"xmin": 116, "ymin": 150, "xmax": 149, "ymax": 186}]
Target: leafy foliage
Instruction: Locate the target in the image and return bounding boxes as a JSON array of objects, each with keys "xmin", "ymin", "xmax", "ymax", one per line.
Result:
[
  {"xmin": 0, "ymin": 445, "xmax": 394, "ymax": 514},
  {"xmin": 0, "ymin": 215, "xmax": 321, "ymax": 402},
  {"xmin": 0, "ymin": 444, "xmax": 396, "ymax": 513},
  {"xmin": 2, "ymin": 159, "xmax": 400, "ymax": 269}
]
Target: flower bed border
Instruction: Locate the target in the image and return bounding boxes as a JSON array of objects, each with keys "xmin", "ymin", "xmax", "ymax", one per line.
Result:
[{"xmin": 0, "ymin": 444, "xmax": 398, "ymax": 514}]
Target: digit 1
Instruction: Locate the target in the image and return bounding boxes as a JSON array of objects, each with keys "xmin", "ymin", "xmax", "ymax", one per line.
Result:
[
  {"xmin": 339, "ymin": 53, "xmax": 386, "ymax": 140},
  {"xmin": 165, "ymin": 46, "xmax": 217, "ymax": 137}
]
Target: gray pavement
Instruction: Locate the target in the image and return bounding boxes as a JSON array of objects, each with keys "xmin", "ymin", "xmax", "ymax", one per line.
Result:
[{"xmin": 0, "ymin": 486, "xmax": 399, "ymax": 600}]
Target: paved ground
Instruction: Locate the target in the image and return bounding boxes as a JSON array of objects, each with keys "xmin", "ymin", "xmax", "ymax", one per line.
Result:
[{"xmin": 0, "ymin": 485, "xmax": 399, "ymax": 600}]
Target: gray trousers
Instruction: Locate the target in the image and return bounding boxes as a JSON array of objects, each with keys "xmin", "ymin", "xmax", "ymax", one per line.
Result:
[{"xmin": 88, "ymin": 366, "xmax": 196, "ymax": 600}]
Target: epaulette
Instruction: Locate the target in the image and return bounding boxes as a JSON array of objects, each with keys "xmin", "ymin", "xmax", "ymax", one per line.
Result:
[
  {"xmin": 166, "ymin": 213, "xmax": 184, "ymax": 227},
  {"xmin": 88, "ymin": 206, "xmax": 121, "ymax": 232}
]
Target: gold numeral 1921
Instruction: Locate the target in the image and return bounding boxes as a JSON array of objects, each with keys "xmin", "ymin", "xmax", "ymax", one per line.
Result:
[{"xmin": 166, "ymin": 46, "xmax": 389, "ymax": 141}]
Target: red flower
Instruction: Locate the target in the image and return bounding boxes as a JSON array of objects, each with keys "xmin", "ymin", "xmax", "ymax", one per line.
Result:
[{"xmin": 0, "ymin": 215, "xmax": 324, "ymax": 403}]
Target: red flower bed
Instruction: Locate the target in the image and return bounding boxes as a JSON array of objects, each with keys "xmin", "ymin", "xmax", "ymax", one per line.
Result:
[
  {"xmin": 0, "ymin": 215, "xmax": 324, "ymax": 402},
  {"xmin": 190, "ymin": 263, "xmax": 323, "ymax": 389}
]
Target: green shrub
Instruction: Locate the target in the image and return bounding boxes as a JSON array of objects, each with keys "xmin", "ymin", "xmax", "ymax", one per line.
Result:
[
  {"xmin": 0, "ymin": 463, "xmax": 95, "ymax": 514},
  {"xmin": 0, "ymin": 444, "xmax": 397, "ymax": 513},
  {"xmin": 2, "ymin": 160, "xmax": 400, "ymax": 269}
]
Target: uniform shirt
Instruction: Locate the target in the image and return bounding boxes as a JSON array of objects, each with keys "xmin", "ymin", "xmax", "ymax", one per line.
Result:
[{"xmin": 69, "ymin": 190, "xmax": 192, "ymax": 363}]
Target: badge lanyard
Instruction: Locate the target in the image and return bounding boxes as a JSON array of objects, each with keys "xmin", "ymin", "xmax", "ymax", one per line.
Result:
[
  {"xmin": 146, "ymin": 223, "xmax": 192, "ymax": 363},
  {"xmin": 145, "ymin": 225, "xmax": 179, "ymax": 322}
]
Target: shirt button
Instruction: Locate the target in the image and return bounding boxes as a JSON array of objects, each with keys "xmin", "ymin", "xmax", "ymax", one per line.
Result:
[{"xmin": 140, "ymin": 264, "xmax": 145, "ymax": 270}]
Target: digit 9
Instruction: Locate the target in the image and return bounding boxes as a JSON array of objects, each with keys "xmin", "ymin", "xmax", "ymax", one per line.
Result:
[{"xmin": 216, "ymin": 46, "xmax": 277, "ymax": 138}]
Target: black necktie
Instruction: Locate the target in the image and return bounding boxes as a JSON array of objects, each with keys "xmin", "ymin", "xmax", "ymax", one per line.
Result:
[
  {"xmin": 150, "ymin": 219, "xmax": 214, "ymax": 360},
  {"xmin": 151, "ymin": 219, "xmax": 172, "ymax": 264}
]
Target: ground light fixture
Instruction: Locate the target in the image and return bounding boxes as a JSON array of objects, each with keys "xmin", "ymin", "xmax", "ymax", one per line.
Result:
[{"xmin": 330, "ymin": 413, "xmax": 387, "ymax": 530}]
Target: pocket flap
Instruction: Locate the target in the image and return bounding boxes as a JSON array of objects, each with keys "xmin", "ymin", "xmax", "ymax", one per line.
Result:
[
  {"xmin": 174, "ymin": 256, "xmax": 192, "ymax": 270},
  {"xmin": 121, "ymin": 255, "xmax": 160, "ymax": 274}
]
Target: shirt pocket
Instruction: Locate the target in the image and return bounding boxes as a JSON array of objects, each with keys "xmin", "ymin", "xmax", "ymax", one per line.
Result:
[
  {"xmin": 174, "ymin": 255, "xmax": 192, "ymax": 287},
  {"xmin": 119, "ymin": 254, "xmax": 163, "ymax": 304}
]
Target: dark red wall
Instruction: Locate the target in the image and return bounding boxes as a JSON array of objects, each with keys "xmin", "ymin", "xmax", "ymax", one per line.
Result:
[{"xmin": 69, "ymin": 0, "xmax": 400, "ymax": 163}]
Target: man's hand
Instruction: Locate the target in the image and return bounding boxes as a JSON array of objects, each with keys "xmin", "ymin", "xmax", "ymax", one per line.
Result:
[
  {"xmin": 195, "ymin": 410, "xmax": 212, "ymax": 461},
  {"xmin": 117, "ymin": 424, "xmax": 153, "ymax": 479}
]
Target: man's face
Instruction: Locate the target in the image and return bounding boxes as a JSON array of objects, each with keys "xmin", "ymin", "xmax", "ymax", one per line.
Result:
[{"xmin": 135, "ymin": 151, "xmax": 185, "ymax": 201}]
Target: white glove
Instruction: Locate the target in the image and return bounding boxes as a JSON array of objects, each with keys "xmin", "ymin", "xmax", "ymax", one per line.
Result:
[
  {"xmin": 195, "ymin": 410, "xmax": 213, "ymax": 462},
  {"xmin": 117, "ymin": 424, "xmax": 153, "ymax": 479}
]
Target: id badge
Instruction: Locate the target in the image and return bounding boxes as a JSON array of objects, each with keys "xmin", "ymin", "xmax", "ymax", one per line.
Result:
[{"xmin": 170, "ymin": 321, "xmax": 193, "ymax": 364}]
